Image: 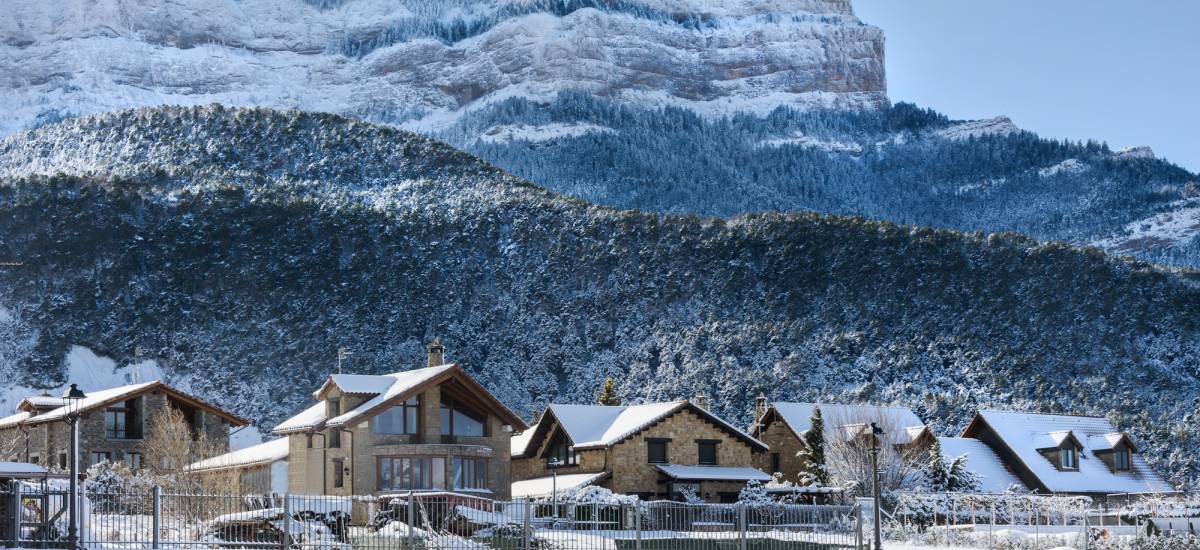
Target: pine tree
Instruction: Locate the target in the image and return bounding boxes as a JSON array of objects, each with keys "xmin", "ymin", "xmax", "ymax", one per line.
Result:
[
  {"xmin": 947, "ymin": 454, "xmax": 981, "ymax": 492},
  {"xmin": 798, "ymin": 407, "xmax": 829, "ymax": 486},
  {"xmin": 596, "ymin": 377, "xmax": 621, "ymax": 405},
  {"xmin": 926, "ymin": 437, "xmax": 950, "ymax": 491},
  {"xmin": 738, "ymin": 479, "xmax": 772, "ymax": 505}
]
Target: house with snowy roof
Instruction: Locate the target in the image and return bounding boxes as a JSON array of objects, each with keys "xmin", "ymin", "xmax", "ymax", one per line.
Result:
[
  {"xmin": 186, "ymin": 437, "xmax": 290, "ymax": 494},
  {"xmin": 936, "ymin": 437, "xmax": 1024, "ymax": 493},
  {"xmin": 510, "ymin": 396, "xmax": 770, "ymax": 503},
  {"xmin": 271, "ymin": 340, "xmax": 528, "ymax": 502},
  {"xmin": 0, "ymin": 381, "xmax": 248, "ymax": 470},
  {"xmin": 960, "ymin": 410, "xmax": 1176, "ymax": 498},
  {"xmin": 748, "ymin": 399, "xmax": 934, "ymax": 484}
]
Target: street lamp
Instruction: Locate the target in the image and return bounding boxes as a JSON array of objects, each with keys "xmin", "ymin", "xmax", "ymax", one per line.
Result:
[
  {"xmin": 869, "ymin": 422, "xmax": 884, "ymax": 550},
  {"xmin": 547, "ymin": 457, "xmax": 563, "ymax": 518},
  {"xmin": 62, "ymin": 383, "xmax": 87, "ymax": 550}
]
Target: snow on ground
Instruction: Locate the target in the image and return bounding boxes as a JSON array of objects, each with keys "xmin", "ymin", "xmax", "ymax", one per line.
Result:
[
  {"xmin": 1039, "ymin": 158, "xmax": 1087, "ymax": 177},
  {"xmin": 478, "ymin": 123, "xmax": 615, "ymax": 143},
  {"xmin": 935, "ymin": 117, "xmax": 1020, "ymax": 141},
  {"xmin": 760, "ymin": 133, "xmax": 864, "ymax": 155},
  {"xmin": 1093, "ymin": 200, "xmax": 1200, "ymax": 252}
]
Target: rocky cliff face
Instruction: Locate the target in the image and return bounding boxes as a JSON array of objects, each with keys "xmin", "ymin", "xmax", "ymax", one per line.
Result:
[{"xmin": 0, "ymin": 0, "xmax": 887, "ymax": 135}]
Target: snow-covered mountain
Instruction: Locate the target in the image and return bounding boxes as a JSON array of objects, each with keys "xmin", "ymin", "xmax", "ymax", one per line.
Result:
[{"xmin": 0, "ymin": 0, "xmax": 886, "ymax": 134}]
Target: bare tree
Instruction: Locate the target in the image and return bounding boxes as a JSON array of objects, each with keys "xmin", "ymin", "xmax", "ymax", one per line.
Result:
[
  {"xmin": 139, "ymin": 406, "xmax": 231, "ymax": 493},
  {"xmin": 822, "ymin": 410, "xmax": 927, "ymax": 497}
]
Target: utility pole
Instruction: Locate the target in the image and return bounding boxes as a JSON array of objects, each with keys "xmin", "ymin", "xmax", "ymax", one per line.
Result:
[{"xmin": 870, "ymin": 422, "xmax": 884, "ymax": 550}]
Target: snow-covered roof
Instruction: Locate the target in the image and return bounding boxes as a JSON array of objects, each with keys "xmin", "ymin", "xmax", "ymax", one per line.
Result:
[
  {"xmin": 0, "ymin": 411, "xmax": 32, "ymax": 429},
  {"xmin": 1032, "ymin": 430, "xmax": 1079, "ymax": 450},
  {"xmin": 272, "ymin": 402, "xmax": 328, "ymax": 434},
  {"xmin": 768, "ymin": 403, "xmax": 928, "ymax": 446},
  {"xmin": 0, "ymin": 381, "xmax": 248, "ymax": 428},
  {"xmin": 1088, "ymin": 433, "xmax": 1135, "ymax": 452},
  {"xmin": 326, "ymin": 365, "xmax": 454, "ymax": 428},
  {"xmin": 0, "ymin": 462, "xmax": 49, "ymax": 476},
  {"xmin": 542, "ymin": 402, "xmax": 765, "ymax": 451},
  {"xmin": 967, "ymin": 411, "xmax": 1175, "ymax": 495},
  {"xmin": 655, "ymin": 464, "xmax": 772, "ymax": 482},
  {"xmin": 511, "ymin": 472, "xmax": 609, "ymax": 499},
  {"xmin": 312, "ymin": 374, "xmax": 395, "ymax": 399},
  {"xmin": 19, "ymin": 395, "xmax": 65, "ymax": 409},
  {"xmin": 511, "ymin": 423, "xmax": 537, "ymax": 456},
  {"xmin": 938, "ymin": 437, "xmax": 1025, "ymax": 493},
  {"xmin": 186, "ymin": 438, "xmax": 289, "ymax": 472},
  {"xmin": 273, "ymin": 364, "xmax": 527, "ymax": 435}
]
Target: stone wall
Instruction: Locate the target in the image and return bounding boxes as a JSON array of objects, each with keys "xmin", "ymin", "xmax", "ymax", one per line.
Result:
[{"xmin": 752, "ymin": 418, "xmax": 807, "ymax": 484}]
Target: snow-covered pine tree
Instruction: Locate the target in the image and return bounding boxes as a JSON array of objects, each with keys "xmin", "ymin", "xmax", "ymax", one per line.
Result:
[
  {"xmin": 596, "ymin": 377, "xmax": 621, "ymax": 405},
  {"xmin": 926, "ymin": 437, "xmax": 950, "ymax": 491},
  {"xmin": 798, "ymin": 406, "xmax": 829, "ymax": 485},
  {"xmin": 947, "ymin": 454, "xmax": 981, "ymax": 492},
  {"xmin": 738, "ymin": 480, "xmax": 772, "ymax": 505}
]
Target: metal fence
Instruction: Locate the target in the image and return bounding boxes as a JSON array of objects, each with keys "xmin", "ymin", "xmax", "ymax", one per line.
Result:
[
  {"xmin": 889, "ymin": 492, "xmax": 1099, "ymax": 550},
  {"xmin": 2, "ymin": 484, "xmax": 864, "ymax": 550}
]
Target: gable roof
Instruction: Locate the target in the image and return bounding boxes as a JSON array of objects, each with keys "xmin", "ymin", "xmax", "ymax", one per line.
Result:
[
  {"xmin": 765, "ymin": 402, "xmax": 929, "ymax": 446},
  {"xmin": 938, "ymin": 437, "xmax": 1025, "ymax": 493},
  {"xmin": 963, "ymin": 410, "xmax": 1174, "ymax": 495},
  {"xmin": 0, "ymin": 381, "xmax": 249, "ymax": 429},
  {"xmin": 515, "ymin": 401, "xmax": 766, "ymax": 457},
  {"xmin": 272, "ymin": 364, "xmax": 527, "ymax": 435},
  {"xmin": 186, "ymin": 438, "xmax": 290, "ymax": 472}
]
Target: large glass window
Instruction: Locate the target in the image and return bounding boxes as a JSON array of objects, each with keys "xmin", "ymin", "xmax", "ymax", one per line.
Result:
[
  {"xmin": 453, "ymin": 457, "xmax": 488, "ymax": 490},
  {"xmin": 546, "ymin": 433, "xmax": 578, "ymax": 467},
  {"xmin": 1114, "ymin": 449, "xmax": 1131, "ymax": 471},
  {"xmin": 373, "ymin": 397, "xmax": 420, "ymax": 435},
  {"xmin": 105, "ymin": 399, "xmax": 141, "ymax": 439},
  {"xmin": 440, "ymin": 398, "xmax": 486, "ymax": 437},
  {"xmin": 378, "ymin": 456, "xmax": 445, "ymax": 491}
]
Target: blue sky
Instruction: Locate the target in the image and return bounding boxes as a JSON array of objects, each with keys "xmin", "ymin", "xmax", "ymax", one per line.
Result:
[{"xmin": 855, "ymin": 0, "xmax": 1200, "ymax": 172}]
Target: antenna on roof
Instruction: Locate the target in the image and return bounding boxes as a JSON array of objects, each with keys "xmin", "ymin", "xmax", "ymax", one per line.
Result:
[{"xmin": 337, "ymin": 348, "xmax": 354, "ymax": 374}]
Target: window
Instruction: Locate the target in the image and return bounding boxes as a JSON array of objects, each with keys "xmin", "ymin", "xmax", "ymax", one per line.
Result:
[
  {"xmin": 698, "ymin": 441, "xmax": 719, "ymax": 466},
  {"xmin": 440, "ymin": 398, "xmax": 486, "ymax": 437},
  {"xmin": 332, "ymin": 458, "xmax": 344, "ymax": 488},
  {"xmin": 125, "ymin": 452, "xmax": 142, "ymax": 470},
  {"xmin": 89, "ymin": 451, "xmax": 111, "ymax": 466},
  {"xmin": 1060, "ymin": 447, "xmax": 1077, "ymax": 470},
  {"xmin": 378, "ymin": 456, "xmax": 445, "ymax": 491},
  {"xmin": 1114, "ymin": 449, "xmax": 1131, "ymax": 471},
  {"xmin": 770, "ymin": 453, "xmax": 781, "ymax": 474},
  {"xmin": 546, "ymin": 433, "xmax": 578, "ymax": 467},
  {"xmin": 453, "ymin": 457, "xmax": 488, "ymax": 490},
  {"xmin": 373, "ymin": 397, "xmax": 420, "ymax": 435},
  {"xmin": 647, "ymin": 439, "xmax": 669, "ymax": 464},
  {"xmin": 328, "ymin": 400, "xmax": 342, "ymax": 448},
  {"xmin": 104, "ymin": 398, "xmax": 142, "ymax": 440},
  {"xmin": 58, "ymin": 453, "xmax": 67, "ymax": 469}
]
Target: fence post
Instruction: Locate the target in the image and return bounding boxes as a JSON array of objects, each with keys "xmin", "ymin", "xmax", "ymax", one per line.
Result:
[
  {"xmin": 522, "ymin": 498, "xmax": 532, "ymax": 550},
  {"xmin": 10, "ymin": 481, "xmax": 21, "ymax": 548},
  {"xmin": 152, "ymin": 485, "xmax": 162, "ymax": 550},
  {"xmin": 737, "ymin": 504, "xmax": 747, "ymax": 550},
  {"xmin": 856, "ymin": 504, "xmax": 864, "ymax": 550},
  {"xmin": 281, "ymin": 494, "xmax": 292, "ymax": 550},
  {"xmin": 634, "ymin": 500, "xmax": 642, "ymax": 550},
  {"xmin": 407, "ymin": 494, "xmax": 416, "ymax": 550},
  {"xmin": 989, "ymin": 499, "xmax": 995, "ymax": 550}
]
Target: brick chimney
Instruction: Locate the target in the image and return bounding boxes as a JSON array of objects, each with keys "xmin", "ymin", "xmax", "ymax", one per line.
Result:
[
  {"xmin": 755, "ymin": 393, "xmax": 769, "ymax": 421},
  {"xmin": 693, "ymin": 392, "xmax": 709, "ymax": 411},
  {"xmin": 427, "ymin": 338, "xmax": 445, "ymax": 368}
]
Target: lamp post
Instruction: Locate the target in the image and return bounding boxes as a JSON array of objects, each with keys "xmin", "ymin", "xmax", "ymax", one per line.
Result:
[
  {"xmin": 62, "ymin": 383, "xmax": 87, "ymax": 550},
  {"xmin": 547, "ymin": 457, "xmax": 563, "ymax": 518},
  {"xmin": 869, "ymin": 422, "xmax": 884, "ymax": 550}
]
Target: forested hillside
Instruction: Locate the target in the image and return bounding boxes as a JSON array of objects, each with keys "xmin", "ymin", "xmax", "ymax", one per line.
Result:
[
  {"xmin": 2, "ymin": 106, "xmax": 1200, "ymax": 488},
  {"xmin": 439, "ymin": 94, "xmax": 1200, "ymax": 265}
]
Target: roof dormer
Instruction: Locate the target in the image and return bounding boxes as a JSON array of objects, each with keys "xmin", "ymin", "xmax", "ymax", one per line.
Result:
[
  {"xmin": 1035, "ymin": 430, "xmax": 1083, "ymax": 471},
  {"xmin": 1089, "ymin": 432, "xmax": 1137, "ymax": 473}
]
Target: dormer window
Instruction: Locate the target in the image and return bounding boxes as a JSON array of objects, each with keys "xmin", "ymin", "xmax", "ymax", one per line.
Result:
[
  {"xmin": 1114, "ymin": 449, "xmax": 1131, "ymax": 471},
  {"xmin": 1060, "ymin": 447, "xmax": 1078, "ymax": 470}
]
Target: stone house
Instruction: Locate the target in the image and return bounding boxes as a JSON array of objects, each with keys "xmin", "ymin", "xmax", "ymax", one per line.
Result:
[
  {"xmin": 959, "ymin": 410, "xmax": 1176, "ymax": 498},
  {"xmin": 271, "ymin": 341, "xmax": 527, "ymax": 501},
  {"xmin": 0, "ymin": 381, "xmax": 248, "ymax": 470},
  {"xmin": 186, "ymin": 437, "xmax": 290, "ymax": 494},
  {"xmin": 511, "ymin": 399, "xmax": 770, "ymax": 503},
  {"xmin": 748, "ymin": 399, "xmax": 932, "ymax": 484}
]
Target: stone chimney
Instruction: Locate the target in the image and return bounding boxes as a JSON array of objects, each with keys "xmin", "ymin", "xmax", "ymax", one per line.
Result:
[
  {"xmin": 755, "ymin": 393, "xmax": 769, "ymax": 421},
  {"xmin": 427, "ymin": 338, "xmax": 445, "ymax": 368},
  {"xmin": 693, "ymin": 392, "xmax": 709, "ymax": 411}
]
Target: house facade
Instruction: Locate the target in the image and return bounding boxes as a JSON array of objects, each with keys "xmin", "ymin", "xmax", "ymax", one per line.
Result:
[
  {"xmin": 186, "ymin": 438, "xmax": 290, "ymax": 494},
  {"xmin": 960, "ymin": 410, "xmax": 1175, "ymax": 498},
  {"xmin": 271, "ymin": 341, "xmax": 527, "ymax": 501},
  {"xmin": 748, "ymin": 399, "xmax": 933, "ymax": 484},
  {"xmin": 511, "ymin": 399, "xmax": 770, "ymax": 503},
  {"xmin": 0, "ymin": 381, "xmax": 248, "ymax": 470}
]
